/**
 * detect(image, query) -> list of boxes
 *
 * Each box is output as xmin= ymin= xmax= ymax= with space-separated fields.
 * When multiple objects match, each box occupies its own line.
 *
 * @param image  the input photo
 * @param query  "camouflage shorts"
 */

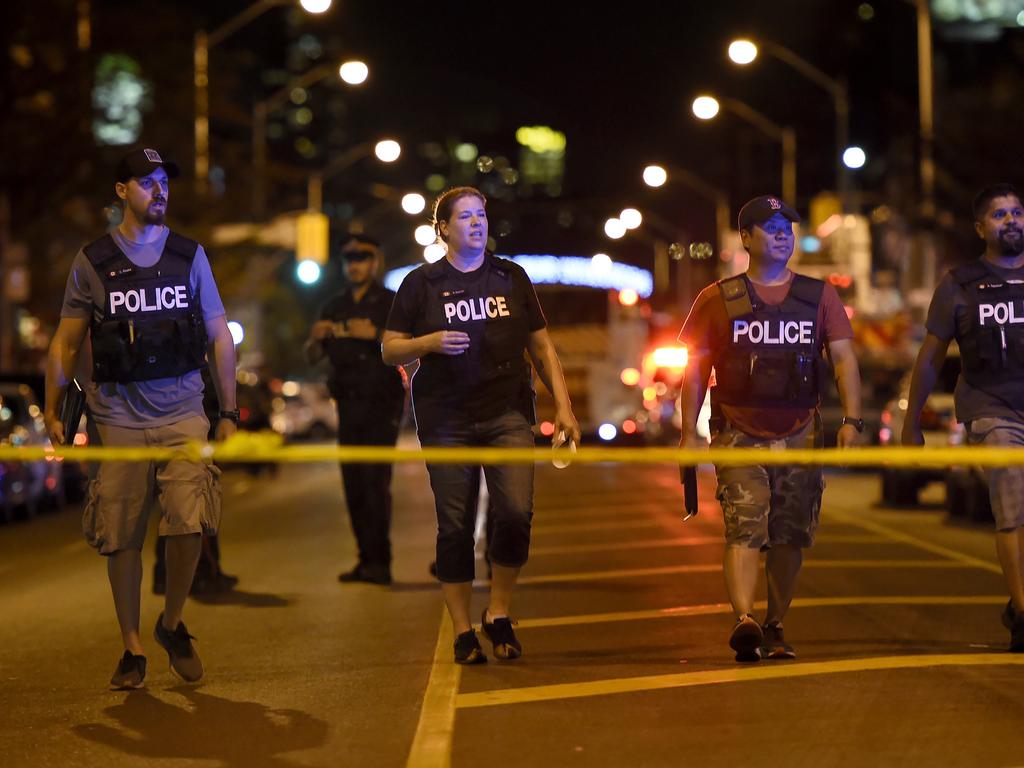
xmin=966 ymin=417 xmax=1024 ymax=531
xmin=711 ymin=419 xmax=824 ymax=550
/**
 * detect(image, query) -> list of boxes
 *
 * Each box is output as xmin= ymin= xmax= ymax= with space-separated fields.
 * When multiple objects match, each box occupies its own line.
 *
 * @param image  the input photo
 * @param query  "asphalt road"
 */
xmin=0 ymin=445 xmax=1020 ymax=768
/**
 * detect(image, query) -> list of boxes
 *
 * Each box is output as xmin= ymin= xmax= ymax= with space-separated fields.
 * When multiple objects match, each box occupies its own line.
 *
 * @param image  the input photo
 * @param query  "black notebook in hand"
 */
xmin=58 ymin=379 xmax=85 ymax=447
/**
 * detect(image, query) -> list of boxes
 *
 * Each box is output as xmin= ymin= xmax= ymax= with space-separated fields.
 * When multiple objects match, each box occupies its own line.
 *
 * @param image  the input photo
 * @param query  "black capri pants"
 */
xmin=420 ymin=409 xmax=535 ymax=583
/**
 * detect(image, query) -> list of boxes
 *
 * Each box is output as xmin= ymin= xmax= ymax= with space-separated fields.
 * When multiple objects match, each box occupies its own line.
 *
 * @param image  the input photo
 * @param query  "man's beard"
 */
xmin=998 ymin=227 xmax=1024 ymax=256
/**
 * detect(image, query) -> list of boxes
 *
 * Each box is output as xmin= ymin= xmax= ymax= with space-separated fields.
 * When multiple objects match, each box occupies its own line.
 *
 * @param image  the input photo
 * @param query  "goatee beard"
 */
xmin=998 ymin=232 xmax=1023 ymax=256
xmin=143 ymin=210 xmax=166 ymax=225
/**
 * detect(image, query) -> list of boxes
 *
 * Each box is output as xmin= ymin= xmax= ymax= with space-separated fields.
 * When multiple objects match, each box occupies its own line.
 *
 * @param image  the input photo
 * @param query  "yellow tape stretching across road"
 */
xmin=2 ymin=430 xmax=1023 ymax=466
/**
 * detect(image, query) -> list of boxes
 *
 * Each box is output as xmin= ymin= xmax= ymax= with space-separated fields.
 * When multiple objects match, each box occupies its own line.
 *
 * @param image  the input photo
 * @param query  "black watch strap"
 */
xmin=842 ymin=417 xmax=865 ymax=433
xmin=218 ymin=409 xmax=241 ymax=424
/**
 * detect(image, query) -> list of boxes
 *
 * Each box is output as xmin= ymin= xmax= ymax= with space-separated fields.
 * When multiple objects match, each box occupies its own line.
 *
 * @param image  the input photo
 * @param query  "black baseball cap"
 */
xmin=737 ymin=195 xmax=800 ymax=231
xmin=340 ymin=234 xmax=380 ymax=260
xmin=115 ymin=148 xmax=180 ymax=184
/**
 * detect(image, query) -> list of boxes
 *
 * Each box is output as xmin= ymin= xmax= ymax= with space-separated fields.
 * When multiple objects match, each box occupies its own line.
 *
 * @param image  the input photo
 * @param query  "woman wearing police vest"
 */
xmin=383 ymin=186 xmax=579 ymax=664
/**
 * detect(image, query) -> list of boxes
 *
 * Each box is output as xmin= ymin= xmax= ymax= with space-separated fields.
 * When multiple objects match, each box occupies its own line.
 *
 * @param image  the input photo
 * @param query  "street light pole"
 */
xmin=730 ymin=38 xmax=848 ymax=211
xmin=914 ymin=0 xmax=935 ymax=219
xmin=716 ymin=97 xmax=797 ymax=205
xmin=252 ymin=60 xmax=352 ymax=219
xmin=194 ymin=0 xmax=312 ymax=197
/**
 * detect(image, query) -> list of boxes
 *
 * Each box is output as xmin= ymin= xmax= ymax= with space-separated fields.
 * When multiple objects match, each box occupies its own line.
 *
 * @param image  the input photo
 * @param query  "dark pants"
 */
xmin=420 ymin=410 xmax=535 ymax=583
xmin=337 ymin=400 xmax=402 ymax=573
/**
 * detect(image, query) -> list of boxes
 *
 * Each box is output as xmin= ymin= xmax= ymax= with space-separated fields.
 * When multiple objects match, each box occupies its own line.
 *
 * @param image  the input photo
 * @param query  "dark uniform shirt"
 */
xmin=386 ymin=255 xmax=546 ymax=434
xmin=318 ymin=281 xmax=403 ymax=406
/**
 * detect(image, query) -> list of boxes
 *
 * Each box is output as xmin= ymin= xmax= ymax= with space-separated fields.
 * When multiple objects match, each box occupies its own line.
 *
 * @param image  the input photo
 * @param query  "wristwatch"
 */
xmin=218 ymin=409 xmax=241 ymax=424
xmin=841 ymin=416 xmax=865 ymax=433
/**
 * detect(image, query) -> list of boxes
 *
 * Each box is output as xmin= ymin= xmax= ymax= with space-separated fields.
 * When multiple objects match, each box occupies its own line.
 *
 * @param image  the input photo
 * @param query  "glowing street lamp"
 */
xmin=643 ymin=164 xmax=668 ymax=188
xmin=374 ymin=139 xmax=401 ymax=163
xmin=728 ymin=39 xmax=758 ymax=65
xmin=591 ymin=253 xmax=612 ymax=273
xmin=299 ymin=0 xmax=332 ymax=12
xmin=604 ymin=218 xmax=627 ymax=240
xmin=338 ymin=60 xmax=369 ymax=85
xmin=620 ymin=208 xmax=643 ymax=230
xmin=414 ymin=224 xmax=436 ymax=246
xmin=691 ymin=95 xmax=721 ymax=120
xmin=843 ymin=146 xmax=867 ymax=169
xmin=402 ymin=193 xmax=426 ymax=215
xmin=423 ymin=243 xmax=447 ymax=263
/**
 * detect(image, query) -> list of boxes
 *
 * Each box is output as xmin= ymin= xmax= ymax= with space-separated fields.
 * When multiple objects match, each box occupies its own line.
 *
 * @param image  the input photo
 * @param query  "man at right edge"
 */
xmin=902 ymin=183 xmax=1024 ymax=652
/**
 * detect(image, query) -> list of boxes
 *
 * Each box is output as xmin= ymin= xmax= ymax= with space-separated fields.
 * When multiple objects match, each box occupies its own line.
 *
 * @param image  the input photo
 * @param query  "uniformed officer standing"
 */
xmin=306 ymin=234 xmax=405 ymax=586
xmin=383 ymin=186 xmax=579 ymax=664
xmin=902 ymin=183 xmax=1024 ymax=652
xmin=44 ymin=147 xmax=237 ymax=688
xmin=678 ymin=195 xmax=863 ymax=662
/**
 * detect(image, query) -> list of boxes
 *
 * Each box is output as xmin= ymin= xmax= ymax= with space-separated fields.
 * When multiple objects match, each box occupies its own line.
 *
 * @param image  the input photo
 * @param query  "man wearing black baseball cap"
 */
xmin=44 ymin=146 xmax=237 ymax=689
xmin=677 ymin=194 xmax=863 ymax=662
xmin=306 ymin=233 xmax=405 ymax=585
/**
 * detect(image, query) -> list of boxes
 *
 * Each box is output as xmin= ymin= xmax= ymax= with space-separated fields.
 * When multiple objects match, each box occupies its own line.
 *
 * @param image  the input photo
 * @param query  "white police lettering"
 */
xmin=108 ymin=285 xmax=190 ymax=315
xmin=443 ymin=296 xmax=510 ymax=324
xmin=733 ymin=319 xmax=814 ymax=345
xmin=978 ymin=302 xmax=1024 ymax=326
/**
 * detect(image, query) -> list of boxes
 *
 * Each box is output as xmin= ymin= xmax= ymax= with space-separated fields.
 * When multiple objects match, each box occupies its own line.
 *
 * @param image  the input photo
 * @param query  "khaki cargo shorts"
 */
xmin=83 ymin=414 xmax=222 ymax=555
xmin=966 ymin=417 xmax=1024 ymax=531
xmin=711 ymin=417 xmax=824 ymax=550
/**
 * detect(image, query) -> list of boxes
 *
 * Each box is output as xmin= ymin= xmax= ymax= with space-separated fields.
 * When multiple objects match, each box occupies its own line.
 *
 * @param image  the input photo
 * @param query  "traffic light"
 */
xmin=296 ymin=211 xmax=329 ymax=265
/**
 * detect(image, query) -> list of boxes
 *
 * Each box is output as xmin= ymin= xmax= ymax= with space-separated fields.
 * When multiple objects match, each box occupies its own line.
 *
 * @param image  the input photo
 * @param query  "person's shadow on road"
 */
xmin=73 ymin=687 xmax=329 ymax=767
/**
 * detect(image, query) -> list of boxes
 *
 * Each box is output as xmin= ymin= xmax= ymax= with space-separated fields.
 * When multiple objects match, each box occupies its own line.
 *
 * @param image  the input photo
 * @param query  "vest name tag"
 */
xmin=733 ymin=319 xmax=814 ymax=345
xmin=444 ymin=296 xmax=510 ymax=323
xmin=978 ymin=301 xmax=1024 ymax=326
xmin=109 ymin=285 xmax=189 ymax=314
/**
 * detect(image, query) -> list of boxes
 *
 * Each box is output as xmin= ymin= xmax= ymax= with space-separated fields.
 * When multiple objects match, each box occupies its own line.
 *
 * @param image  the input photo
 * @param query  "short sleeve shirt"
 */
xmin=925 ymin=259 xmax=1024 ymax=423
xmin=386 ymin=255 xmax=546 ymax=433
xmin=60 ymin=227 xmax=226 ymax=428
xmin=678 ymin=272 xmax=854 ymax=439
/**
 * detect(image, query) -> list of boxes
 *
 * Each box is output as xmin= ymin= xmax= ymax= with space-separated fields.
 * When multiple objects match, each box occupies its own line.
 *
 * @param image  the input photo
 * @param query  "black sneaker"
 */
xmin=454 ymin=629 xmax=487 ymax=665
xmin=762 ymin=622 xmax=796 ymax=659
xmin=338 ymin=564 xmax=392 ymax=586
xmin=729 ymin=614 xmax=763 ymax=663
xmin=109 ymin=650 xmax=147 ymax=690
xmin=1011 ymin=615 xmax=1024 ymax=653
xmin=154 ymin=613 xmax=204 ymax=682
xmin=481 ymin=610 xmax=522 ymax=660
xmin=1002 ymin=599 xmax=1016 ymax=631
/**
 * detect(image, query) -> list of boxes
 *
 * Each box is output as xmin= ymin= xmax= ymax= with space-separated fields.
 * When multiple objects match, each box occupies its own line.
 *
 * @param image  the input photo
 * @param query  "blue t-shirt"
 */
xmin=60 ymin=227 xmax=226 ymax=428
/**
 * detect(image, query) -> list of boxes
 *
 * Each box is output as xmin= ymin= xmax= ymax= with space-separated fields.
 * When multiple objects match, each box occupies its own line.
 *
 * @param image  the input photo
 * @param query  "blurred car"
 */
xmin=877 ymin=350 xmax=961 ymax=506
xmin=0 ymin=383 xmax=64 ymax=521
xmin=270 ymin=381 xmax=338 ymax=441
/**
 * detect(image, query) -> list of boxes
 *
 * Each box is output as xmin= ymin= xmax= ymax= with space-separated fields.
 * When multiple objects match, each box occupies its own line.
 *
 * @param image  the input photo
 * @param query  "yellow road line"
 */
xmin=515 ymin=559 xmax=971 ymax=585
xmin=829 ymin=510 xmax=1002 ymax=575
xmin=532 ymin=518 xmax=683 ymax=535
xmin=455 ymin=653 xmax=1024 ymax=709
xmin=405 ymin=609 xmax=458 ymax=768
xmin=528 ymin=533 xmax=886 ymax=556
xmin=529 ymin=537 xmax=724 ymax=555
xmin=510 ymin=595 xmax=1008 ymax=630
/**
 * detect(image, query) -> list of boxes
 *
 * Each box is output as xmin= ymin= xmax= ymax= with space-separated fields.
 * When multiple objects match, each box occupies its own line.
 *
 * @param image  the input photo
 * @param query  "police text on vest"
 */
xmin=444 ymin=296 xmax=510 ymax=323
xmin=978 ymin=302 xmax=1024 ymax=326
xmin=109 ymin=286 xmax=189 ymax=314
xmin=733 ymin=320 xmax=814 ymax=344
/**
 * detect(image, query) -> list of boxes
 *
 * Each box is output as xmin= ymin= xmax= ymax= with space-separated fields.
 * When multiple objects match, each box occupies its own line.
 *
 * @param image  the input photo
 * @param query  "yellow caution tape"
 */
xmin=0 ymin=430 xmax=1020 ymax=467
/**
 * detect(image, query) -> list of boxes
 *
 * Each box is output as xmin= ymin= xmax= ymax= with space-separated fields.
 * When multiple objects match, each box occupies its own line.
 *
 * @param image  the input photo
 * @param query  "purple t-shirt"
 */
xmin=60 ymin=227 xmax=226 ymax=428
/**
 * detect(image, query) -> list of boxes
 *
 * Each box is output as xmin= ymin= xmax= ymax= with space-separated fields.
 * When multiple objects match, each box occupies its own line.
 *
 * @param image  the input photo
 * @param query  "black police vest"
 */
xmin=419 ymin=255 xmax=531 ymax=386
xmin=322 ymin=286 xmax=404 ymax=404
xmin=953 ymin=260 xmax=1024 ymax=401
xmin=84 ymin=232 xmax=208 ymax=383
xmin=711 ymin=273 xmax=825 ymax=409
